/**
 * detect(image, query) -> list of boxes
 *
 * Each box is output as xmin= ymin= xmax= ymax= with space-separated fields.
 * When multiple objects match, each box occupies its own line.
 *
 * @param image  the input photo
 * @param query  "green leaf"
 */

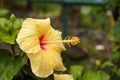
xmin=0 ymin=9 xmax=9 ymax=17
xmin=101 ymin=61 xmax=114 ymax=68
xmin=10 ymin=14 xmax=16 ymax=22
xmin=82 ymin=70 xmax=110 ymax=80
xmin=0 ymin=18 xmax=10 ymax=31
xmin=13 ymin=18 xmax=23 ymax=30
xmin=0 ymin=15 xmax=23 ymax=44
xmin=114 ymin=20 xmax=120 ymax=42
xmin=70 ymin=65 xmax=83 ymax=80
xmin=97 ymin=71 xmax=110 ymax=80
xmin=112 ymin=51 xmax=120 ymax=62
xmin=116 ymin=68 xmax=120 ymax=76
xmin=0 ymin=50 xmax=22 ymax=80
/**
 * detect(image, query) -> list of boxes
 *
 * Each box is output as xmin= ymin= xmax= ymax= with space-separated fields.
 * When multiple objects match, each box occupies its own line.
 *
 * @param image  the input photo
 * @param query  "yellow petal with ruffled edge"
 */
xmin=54 ymin=74 xmax=74 ymax=80
xmin=16 ymin=18 xmax=51 ymax=54
xmin=27 ymin=52 xmax=54 ymax=78
xmin=44 ymin=28 xmax=66 ymax=51
xmin=27 ymin=48 xmax=66 ymax=78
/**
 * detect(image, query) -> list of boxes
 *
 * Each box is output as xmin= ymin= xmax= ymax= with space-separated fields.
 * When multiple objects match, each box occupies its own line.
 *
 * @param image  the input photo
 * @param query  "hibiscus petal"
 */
xmin=45 ymin=28 xmax=66 ymax=51
xmin=16 ymin=18 xmax=51 ymax=54
xmin=27 ymin=52 xmax=54 ymax=78
xmin=27 ymin=48 xmax=66 ymax=78
xmin=46 ymin=47 xmax=66 ymax=71
xmin=16 ymin=19 xmax=40 ymax=54
xmin=28 ymin=18 xmax=51 ymax=36
xmin=54 ymin=74 xmax=74 ymax=80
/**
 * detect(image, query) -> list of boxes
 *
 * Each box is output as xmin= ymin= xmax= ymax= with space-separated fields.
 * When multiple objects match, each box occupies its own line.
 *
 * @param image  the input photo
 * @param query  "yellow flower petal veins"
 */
xmin=27 ymin=48 xmax=66 ymax=78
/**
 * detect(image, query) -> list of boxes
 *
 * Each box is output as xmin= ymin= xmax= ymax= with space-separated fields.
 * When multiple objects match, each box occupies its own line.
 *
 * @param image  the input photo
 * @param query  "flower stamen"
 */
xmin=43 ymin=36 xmax=80 ymax=46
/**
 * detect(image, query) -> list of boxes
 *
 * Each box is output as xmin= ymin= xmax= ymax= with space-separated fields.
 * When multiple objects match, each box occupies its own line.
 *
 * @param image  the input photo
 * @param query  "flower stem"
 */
xmin=11 ymin=44 xmax=15 ymax=56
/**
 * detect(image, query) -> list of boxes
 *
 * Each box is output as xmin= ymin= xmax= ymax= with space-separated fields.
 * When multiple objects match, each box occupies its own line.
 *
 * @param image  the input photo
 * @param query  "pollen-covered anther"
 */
xmin=70 ymin=36 xmax=80 ymax=45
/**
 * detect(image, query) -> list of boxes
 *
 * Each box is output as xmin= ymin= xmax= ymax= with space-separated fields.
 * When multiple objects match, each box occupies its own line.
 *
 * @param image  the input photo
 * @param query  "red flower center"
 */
xmin=39 ymin=35 xmax=47 ymax=50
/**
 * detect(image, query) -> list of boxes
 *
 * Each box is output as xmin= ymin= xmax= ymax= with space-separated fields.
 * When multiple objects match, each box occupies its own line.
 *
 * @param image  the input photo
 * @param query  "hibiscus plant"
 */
xmin=0 ymin=14 xmax=114 ymax=80
xmin=0 ymin=14 xmax=80 ymax=80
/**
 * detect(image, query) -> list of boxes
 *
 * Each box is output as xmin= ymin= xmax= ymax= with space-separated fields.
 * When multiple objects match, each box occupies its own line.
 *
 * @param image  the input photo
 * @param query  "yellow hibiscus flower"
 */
xmin=16 ymin=18 xmax=80 ymax=78
xmin=54 ymin=74 xmax=74 ymax=80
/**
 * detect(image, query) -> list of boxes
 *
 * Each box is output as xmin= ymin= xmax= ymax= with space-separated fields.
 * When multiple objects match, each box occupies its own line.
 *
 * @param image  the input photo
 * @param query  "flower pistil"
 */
xmin=39 ymin=36 xmax=80 ymax=49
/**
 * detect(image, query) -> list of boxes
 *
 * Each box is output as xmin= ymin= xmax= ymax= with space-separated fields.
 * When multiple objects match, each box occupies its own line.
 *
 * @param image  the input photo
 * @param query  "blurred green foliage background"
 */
xmin=0 ymin=0 xmax=120 ymax=80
